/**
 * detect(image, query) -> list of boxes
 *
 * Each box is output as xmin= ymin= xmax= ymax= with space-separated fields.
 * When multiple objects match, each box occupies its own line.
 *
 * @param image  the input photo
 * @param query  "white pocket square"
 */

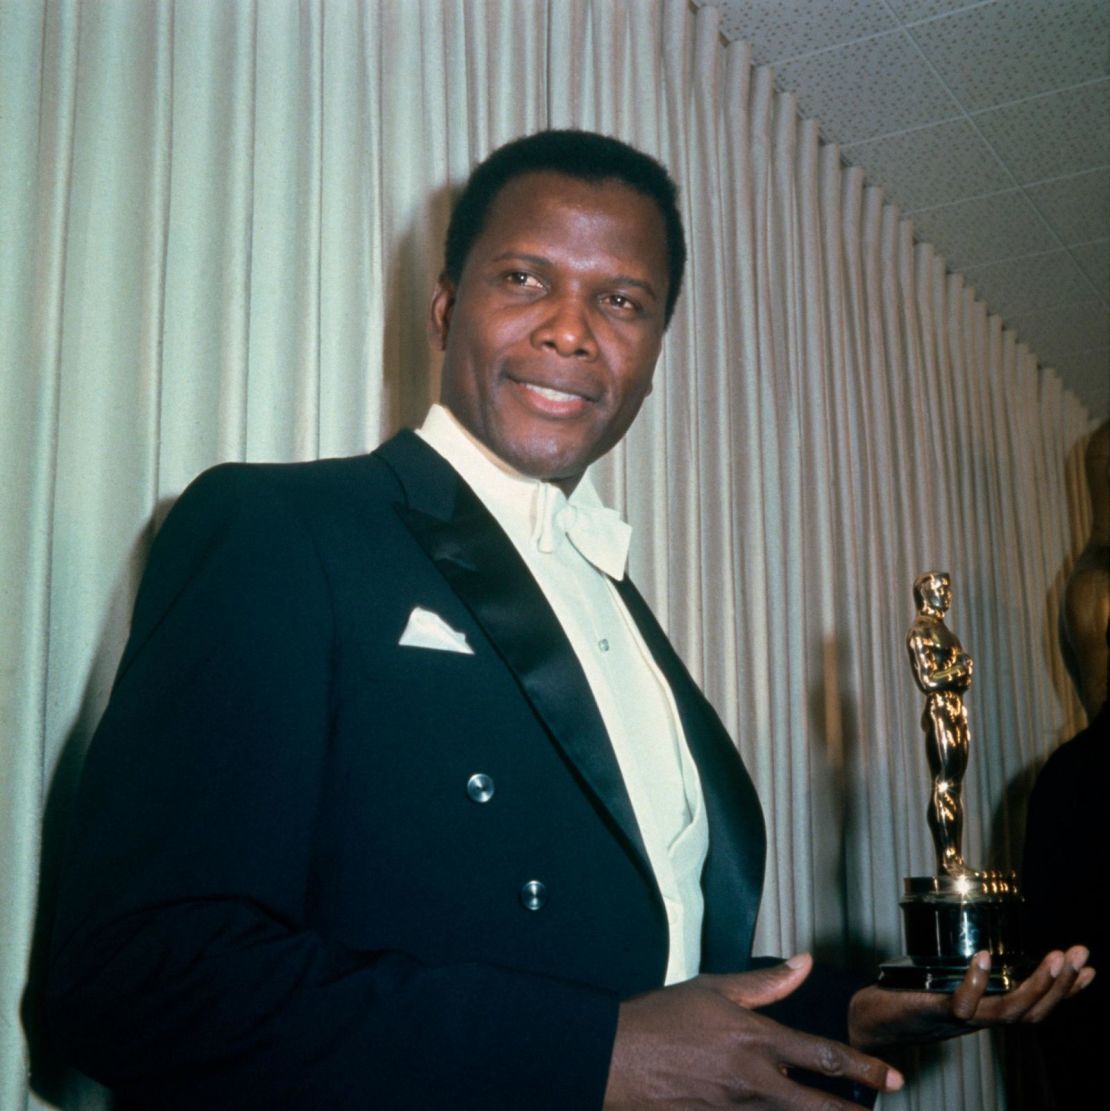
xmin=399 ymin=606 xmax=475 ymax=655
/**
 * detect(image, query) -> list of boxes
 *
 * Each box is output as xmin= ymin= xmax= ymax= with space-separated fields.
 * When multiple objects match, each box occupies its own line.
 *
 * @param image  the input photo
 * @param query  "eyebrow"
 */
xmin=490 ymin=252 xmax=660 ymax=302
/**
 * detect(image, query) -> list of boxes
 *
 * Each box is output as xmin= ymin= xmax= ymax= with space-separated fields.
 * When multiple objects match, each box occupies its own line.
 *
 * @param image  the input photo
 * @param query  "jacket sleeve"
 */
xmin=44 ymin=464 xmax=617 ymax=1110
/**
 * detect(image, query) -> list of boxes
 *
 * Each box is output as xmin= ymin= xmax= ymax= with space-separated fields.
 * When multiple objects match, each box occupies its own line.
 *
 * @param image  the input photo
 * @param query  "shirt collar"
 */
xmin=415 ymin=403 xmax=631 ymax=579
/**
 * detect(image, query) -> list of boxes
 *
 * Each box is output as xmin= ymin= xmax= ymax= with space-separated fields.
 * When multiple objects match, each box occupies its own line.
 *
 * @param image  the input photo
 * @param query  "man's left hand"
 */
xmin=848 ymin=946 xmax=1095 ymax=1050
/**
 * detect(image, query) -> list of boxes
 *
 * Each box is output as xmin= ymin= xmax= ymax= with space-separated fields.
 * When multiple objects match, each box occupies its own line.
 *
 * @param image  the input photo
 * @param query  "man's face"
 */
xmin=429 ymin=171 xmax=670 ymax=491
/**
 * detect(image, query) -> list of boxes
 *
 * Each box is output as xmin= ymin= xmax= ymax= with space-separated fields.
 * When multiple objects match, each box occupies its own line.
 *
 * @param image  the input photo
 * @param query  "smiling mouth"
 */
xmin=521 ymin=382 xmax=588 ymax=403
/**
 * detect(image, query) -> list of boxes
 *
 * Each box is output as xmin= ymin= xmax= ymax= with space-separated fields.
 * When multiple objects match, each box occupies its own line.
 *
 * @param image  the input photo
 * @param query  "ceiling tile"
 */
xmin=705 ymin=1 xmax=896 ymax=64
xmin=909 ymin=0 xmax=1109 ymax=113
xmin=1026 ymin=168 xmax=1110 ymax=246
xmin=1007 ymin=300 xmax=1110 ymax=362
xmin=774 ymin=31 xmax=960 ymax=144
xmin=973 ymin=80 xmax=1110 ymax=183
xmin=1071 ymin=239 xmax=1110 ymax=299
xmin=906 ymin=189 xmax=1058 ymax=270
xmin=842 ymin=118 xmax=1011 ymax=211
xmin=885 ymin=1 xmax=983 ymax=20
xmin=964 ymin=249 xmax=1095 ymax=317
xmin=706 ymin=0 xmax=1108 ymax=416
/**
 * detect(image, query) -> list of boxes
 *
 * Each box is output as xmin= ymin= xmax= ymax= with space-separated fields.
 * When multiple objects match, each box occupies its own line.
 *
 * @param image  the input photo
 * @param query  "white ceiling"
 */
xmin=697 ymin=0 xmax=1109 ymax=419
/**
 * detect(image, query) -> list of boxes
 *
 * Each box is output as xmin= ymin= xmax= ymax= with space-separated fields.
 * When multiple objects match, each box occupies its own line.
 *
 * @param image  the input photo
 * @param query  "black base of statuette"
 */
xmin=878 ymin=871 xmax=1024 ymax=994
xmin=877 ymin=956 xmax=1019 ymax=993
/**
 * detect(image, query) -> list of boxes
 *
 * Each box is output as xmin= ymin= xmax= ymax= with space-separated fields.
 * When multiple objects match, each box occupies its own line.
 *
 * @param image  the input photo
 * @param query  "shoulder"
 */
xmin=134 ymin=433 xmax=456 ymax=619
xmin=157 ymin=445 xmax=422 ymax=554
xmin=179 ymin=451 xmax=397 ymax=516
xmin=136 ymin=453 xmax=400 ymax=607
xmin=173 ymin=429 xmax=451 ymax=523
xmin=907 ymin=618 xmax=939 ymax=645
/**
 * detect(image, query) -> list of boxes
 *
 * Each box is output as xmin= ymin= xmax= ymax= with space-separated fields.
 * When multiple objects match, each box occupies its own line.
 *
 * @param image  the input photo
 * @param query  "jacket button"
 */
xmin=520 ymin=880 xmax=547 ymax=910
xmin=466 ymin=773 xmax=494 ymax=803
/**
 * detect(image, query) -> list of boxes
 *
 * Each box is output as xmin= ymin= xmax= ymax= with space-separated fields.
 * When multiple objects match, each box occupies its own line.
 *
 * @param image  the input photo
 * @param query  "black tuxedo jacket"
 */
xmin=46 ymin=432 xmax=820 ymax=1109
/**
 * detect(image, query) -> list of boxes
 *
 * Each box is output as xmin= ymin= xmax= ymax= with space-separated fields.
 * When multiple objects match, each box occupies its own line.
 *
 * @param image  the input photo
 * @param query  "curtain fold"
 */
xmin=1 ymin=2 xmax=1095 ymax=1108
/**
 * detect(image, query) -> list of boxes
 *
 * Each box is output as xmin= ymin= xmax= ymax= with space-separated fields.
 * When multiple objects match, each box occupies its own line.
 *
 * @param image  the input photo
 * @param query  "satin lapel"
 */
xmin=613 ymin=576 xmax=767 ymax=969
xmin=375 ymin=432 xmax=654 ymax=887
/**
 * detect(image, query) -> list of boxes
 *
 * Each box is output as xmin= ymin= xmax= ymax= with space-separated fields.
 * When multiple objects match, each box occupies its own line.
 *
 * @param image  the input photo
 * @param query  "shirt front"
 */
xmin=417 ymin=403 xmax=708 ymax=984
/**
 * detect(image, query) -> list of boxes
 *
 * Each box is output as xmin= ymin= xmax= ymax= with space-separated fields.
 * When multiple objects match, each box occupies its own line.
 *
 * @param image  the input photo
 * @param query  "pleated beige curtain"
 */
xmin=0 ymin=1 xmax=1094 ymax=1108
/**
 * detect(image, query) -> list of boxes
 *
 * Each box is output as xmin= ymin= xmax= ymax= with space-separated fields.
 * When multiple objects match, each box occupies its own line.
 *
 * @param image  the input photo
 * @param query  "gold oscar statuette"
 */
xmin=878 ymin=572 xmax=1024 ymax=992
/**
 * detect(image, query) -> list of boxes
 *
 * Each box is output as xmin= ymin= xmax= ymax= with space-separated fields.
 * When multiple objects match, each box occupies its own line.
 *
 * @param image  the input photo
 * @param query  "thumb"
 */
xmin=709 ymin=953 xmax=814 ymax=1009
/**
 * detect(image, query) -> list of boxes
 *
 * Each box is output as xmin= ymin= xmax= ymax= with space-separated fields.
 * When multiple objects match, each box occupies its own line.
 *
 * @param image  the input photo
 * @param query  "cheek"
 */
xmin=463 ymin=321 xmax=517 ymax=379
xmin=616 ymin=386 xmax=649 ymax=422
xmin=600 ymin=380 xmax=653 ymax=447
xmin=446 ymin=325 xmax=496 ymax=383
xmin=615 ymin=358 xmax=657 ymax=410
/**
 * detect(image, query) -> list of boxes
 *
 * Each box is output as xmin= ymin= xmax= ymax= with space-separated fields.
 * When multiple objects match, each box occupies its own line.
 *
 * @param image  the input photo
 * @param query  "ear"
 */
xmin=428 ymin=274 xmax=457 ymax=352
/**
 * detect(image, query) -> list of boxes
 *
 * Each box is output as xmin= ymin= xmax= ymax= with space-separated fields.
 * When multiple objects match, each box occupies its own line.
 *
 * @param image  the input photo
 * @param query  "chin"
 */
xmin=504 ymin=443 xmax=588 ymax=485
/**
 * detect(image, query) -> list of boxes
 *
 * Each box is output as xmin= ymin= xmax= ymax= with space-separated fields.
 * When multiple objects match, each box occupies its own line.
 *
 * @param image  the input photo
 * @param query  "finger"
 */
xmin=1070 ymin=967 xmax=1096 ymax=996
xmin=1023 ymin=946 xmax=1090 ymax=1002
xmin=1064 ymin=945 xmax=1090 ymax=978
xmin=1064 ymin=942 xmax=1095 ymax=999
xmin=952 ymin=951 xmax=1054 ymax=1024
xmin=711 ymin=953 xmax=813 ymax=1009
xmin=949 ymin=949 xmax=1059 ymax=1022
xmin=1023 ymin=952 xmax=1079 ymax=1023
xmin=950 ymin=950 xmax=992 ymax=1020
xmin=1025 ymin=946 xmax=1091 ymax=1020
xmin=773 ymin=1023 xmax=904 ymax=1095
xmin=759 ymin=1065 xmax=889 ymax=1111
xmin=957 ymin=948 xmax=1084 ymax=1025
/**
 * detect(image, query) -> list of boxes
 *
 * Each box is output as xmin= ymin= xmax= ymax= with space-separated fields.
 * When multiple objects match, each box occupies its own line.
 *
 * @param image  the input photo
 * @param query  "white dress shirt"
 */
xmin=417 ymin=404 xmax=708 ymax=984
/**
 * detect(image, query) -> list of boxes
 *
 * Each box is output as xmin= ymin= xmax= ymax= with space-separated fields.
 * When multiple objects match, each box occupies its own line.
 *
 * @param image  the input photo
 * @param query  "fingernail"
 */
xmin=975 ymin=951 xmax=991 ymax=972
xmin=1048 ymin=952 xmax=1065 ymax=978
xmin=786 ymin=953 xmax=809 ymax=969
xmin=886 ymin=1068 xmax=905 ymax=1091
xmin=1078 ymin=968 xmax=1096 ymax=990
xmin=1070 ymin=947 xmax=1089 ymax=972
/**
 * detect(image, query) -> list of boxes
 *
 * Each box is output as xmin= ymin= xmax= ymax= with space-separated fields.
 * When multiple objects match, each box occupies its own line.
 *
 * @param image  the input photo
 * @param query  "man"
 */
xmin=45 ymin=131 xmax=1091 ymax=1109
xmin=907 ymin=572 xmax=974 ymax=876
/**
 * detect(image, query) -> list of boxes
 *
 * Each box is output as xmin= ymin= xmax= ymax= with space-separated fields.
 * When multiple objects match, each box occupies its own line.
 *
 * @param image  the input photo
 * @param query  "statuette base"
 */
xmin=878 ymin=871 xmax=1024 ymax=994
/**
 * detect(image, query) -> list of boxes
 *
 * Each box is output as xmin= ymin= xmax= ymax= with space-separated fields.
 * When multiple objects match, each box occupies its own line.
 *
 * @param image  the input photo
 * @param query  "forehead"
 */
xmin=470 ymin=170 xmax=669 ymax=274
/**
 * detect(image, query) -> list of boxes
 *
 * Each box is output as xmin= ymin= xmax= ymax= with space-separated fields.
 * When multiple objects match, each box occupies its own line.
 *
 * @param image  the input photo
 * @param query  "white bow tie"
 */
xmin=532 ymin=484 xmax=631 ymax=580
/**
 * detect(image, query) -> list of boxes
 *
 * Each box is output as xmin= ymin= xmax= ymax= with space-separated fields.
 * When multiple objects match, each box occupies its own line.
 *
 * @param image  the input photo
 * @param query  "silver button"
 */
xmin=520 ymin=880 xmax=547 ymax=911
xmin=466 ymin=773 xmax=495 ymax=803
xmin=598 ymin=638 xmax=610 ymax=652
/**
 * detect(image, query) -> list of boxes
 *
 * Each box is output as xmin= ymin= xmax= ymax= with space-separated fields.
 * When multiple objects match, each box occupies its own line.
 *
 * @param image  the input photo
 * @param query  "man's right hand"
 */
xmin=603 ymin=954 xmax=903 ymax=1109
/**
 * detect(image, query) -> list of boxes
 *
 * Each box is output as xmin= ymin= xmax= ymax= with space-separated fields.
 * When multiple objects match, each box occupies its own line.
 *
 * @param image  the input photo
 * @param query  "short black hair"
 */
xmin=443 ymin=129 xmax=687 ymax=326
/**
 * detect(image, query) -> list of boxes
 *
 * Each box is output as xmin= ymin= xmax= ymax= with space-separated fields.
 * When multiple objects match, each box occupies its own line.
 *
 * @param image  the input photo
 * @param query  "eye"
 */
xmin=602 ymin=292 xmax=641 ymax=314
xmin=502 ymin=270 xmax=544 ymax=290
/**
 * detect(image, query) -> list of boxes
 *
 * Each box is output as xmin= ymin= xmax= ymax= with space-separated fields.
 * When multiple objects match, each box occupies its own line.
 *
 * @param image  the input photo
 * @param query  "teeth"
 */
xmin=524 ymin=383 xmax=581 ymax=402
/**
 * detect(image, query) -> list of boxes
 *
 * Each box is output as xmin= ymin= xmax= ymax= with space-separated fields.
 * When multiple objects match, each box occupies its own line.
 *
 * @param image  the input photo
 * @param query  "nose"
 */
xmin=531 ymin=295 xmax=598 ymax=359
